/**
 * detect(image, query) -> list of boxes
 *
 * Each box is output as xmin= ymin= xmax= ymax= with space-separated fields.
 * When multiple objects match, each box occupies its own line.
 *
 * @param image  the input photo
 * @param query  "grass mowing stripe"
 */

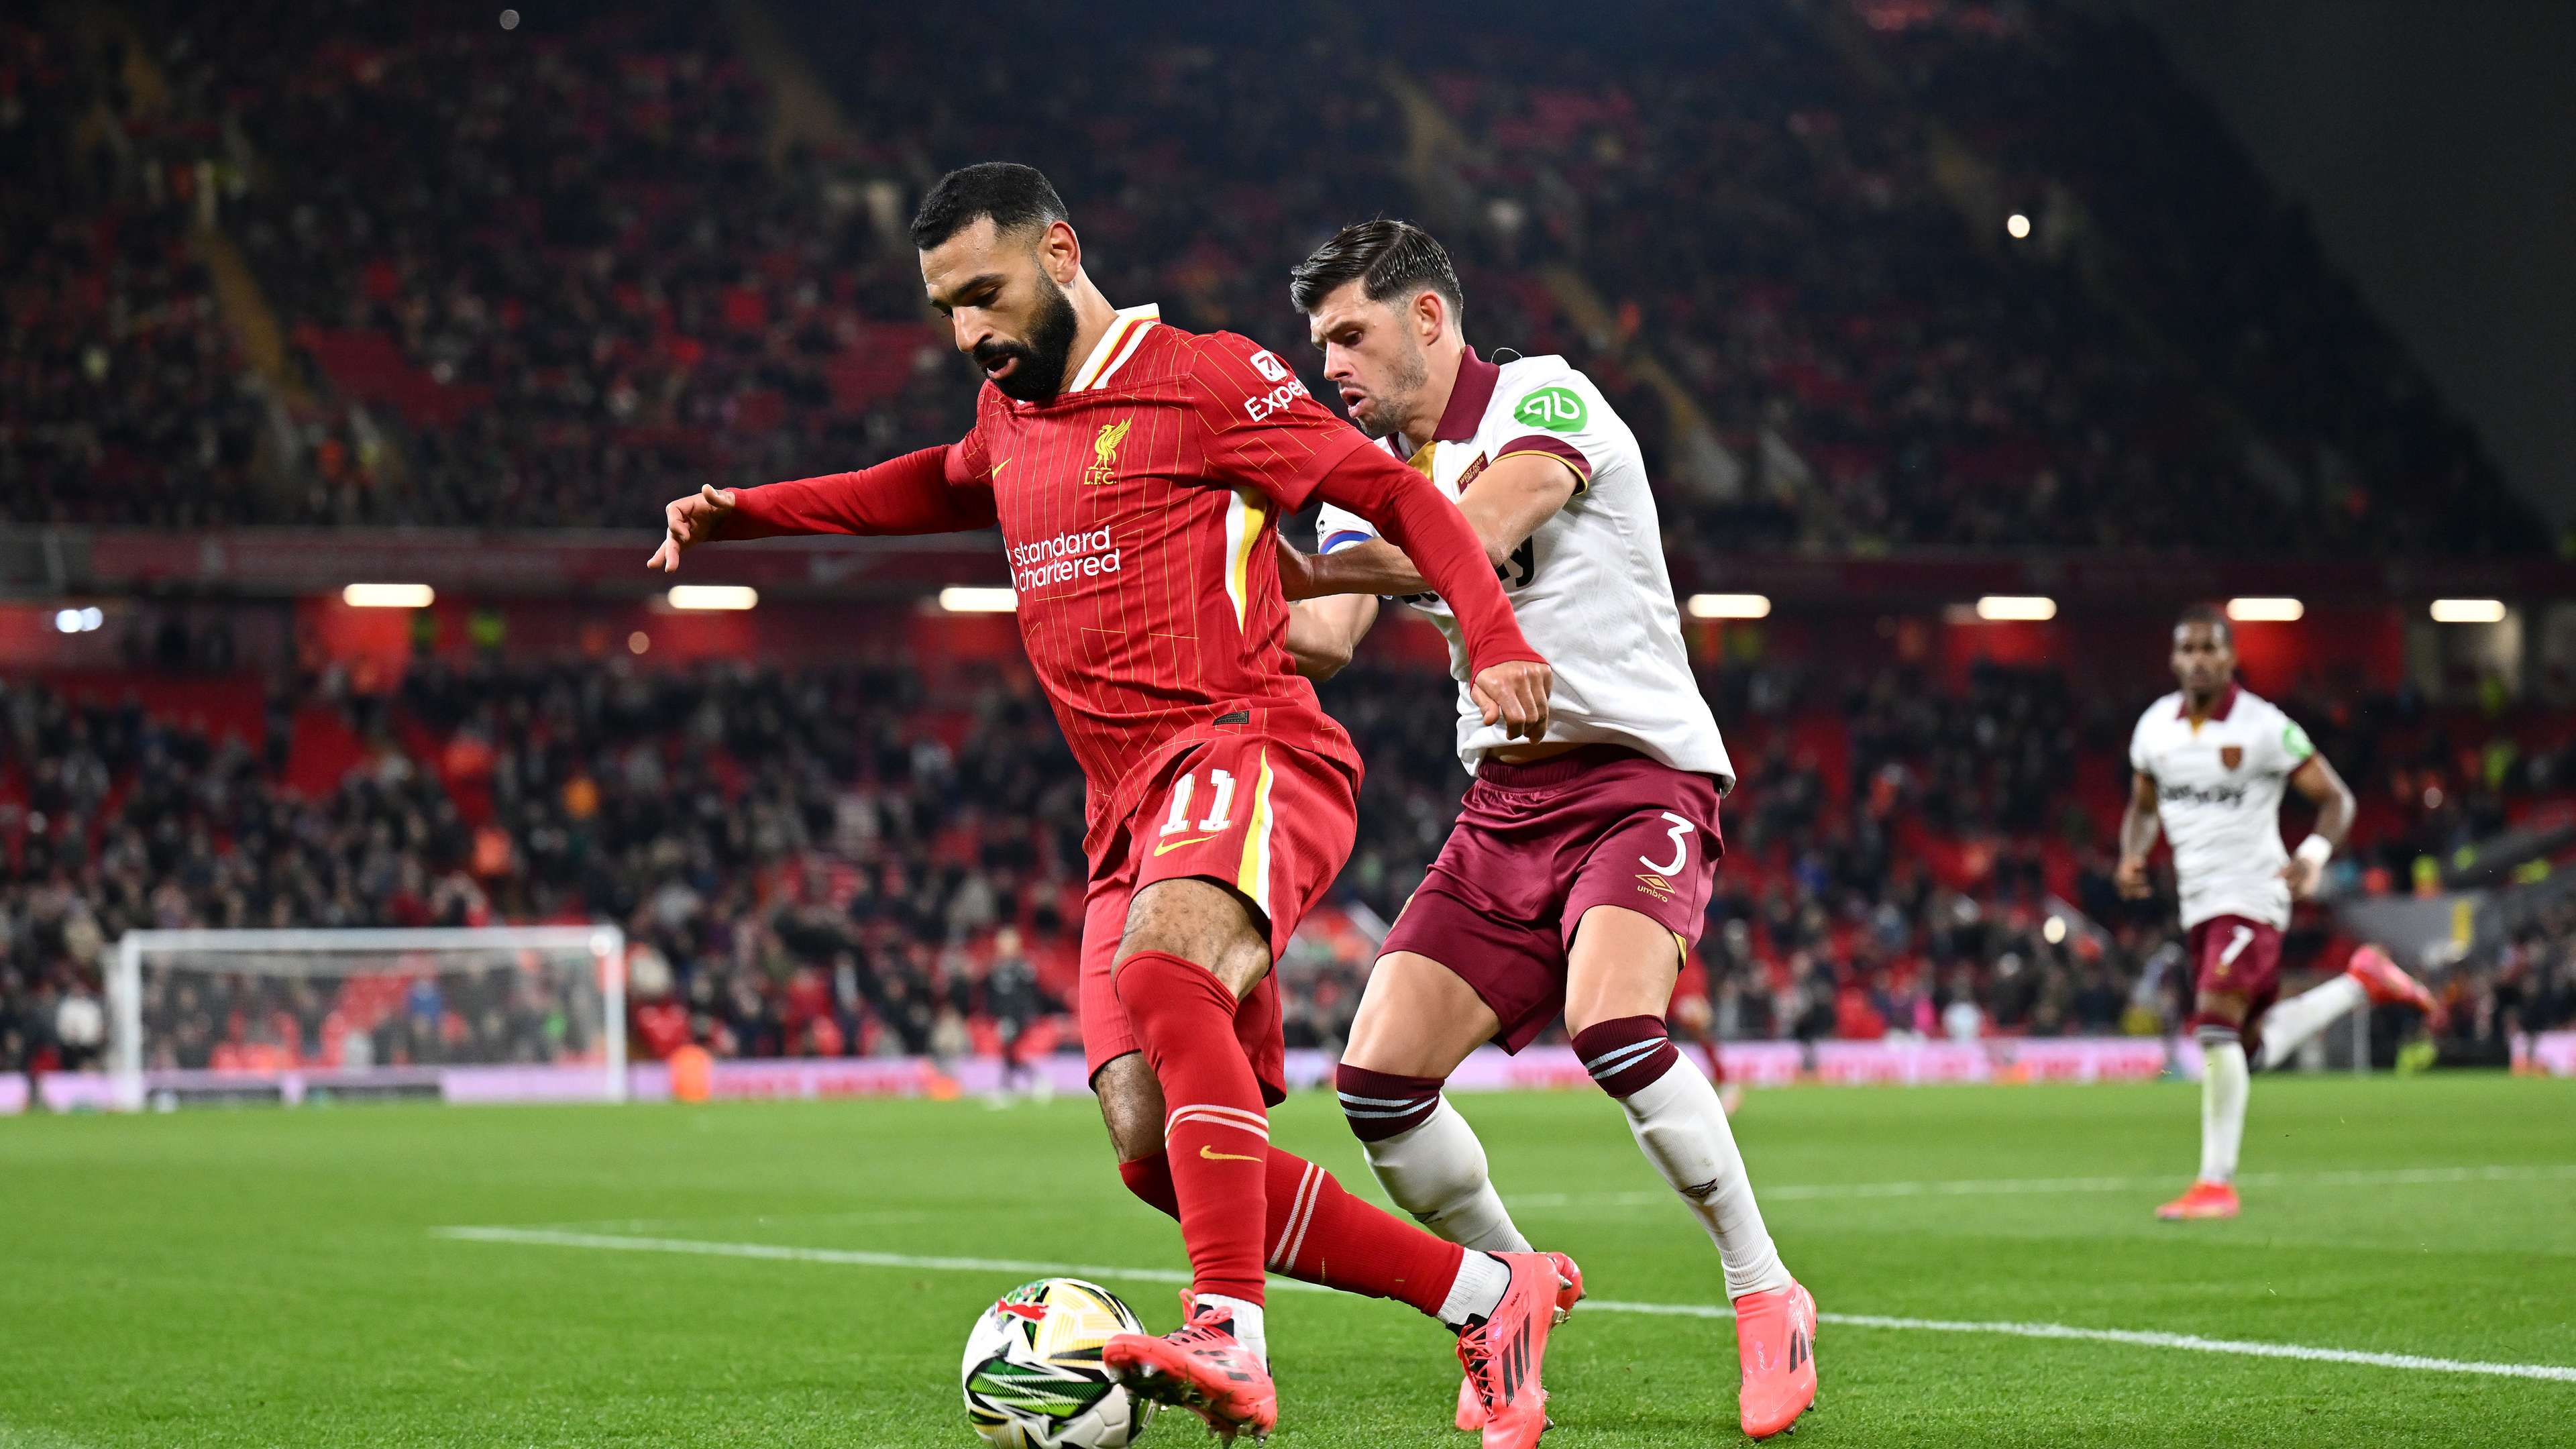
xmin=1507 ymin=1162 xmax=2576 ymax=1209
xmin=434 ymin=1226 xmax=2576 ymax=1385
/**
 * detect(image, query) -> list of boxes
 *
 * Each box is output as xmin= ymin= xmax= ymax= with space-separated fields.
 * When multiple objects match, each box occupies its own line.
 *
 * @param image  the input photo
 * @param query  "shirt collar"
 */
xmin=2178 ymin=684 xmax=2240 ymax=722
xmin=1065 ymin=303 xmax=1161 ymax=394
xmin=1428 ymin=347 xmax=1501 ymax=443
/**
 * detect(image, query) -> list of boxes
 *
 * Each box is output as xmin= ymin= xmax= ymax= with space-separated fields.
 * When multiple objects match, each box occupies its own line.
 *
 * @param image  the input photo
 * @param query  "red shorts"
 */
xmin=1379 ymin=745 xmax=1725 ymax=1053
xmin=2186 ymin=915 xmax=2284 ymax=1035
xmin=1077 ymin=734 xmax=1359 ymax=1104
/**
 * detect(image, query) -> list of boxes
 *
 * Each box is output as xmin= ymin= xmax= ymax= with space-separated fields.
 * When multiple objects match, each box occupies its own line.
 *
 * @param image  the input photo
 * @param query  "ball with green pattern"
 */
xmin=959 ymin=1277 xmax=1158 ymax=1448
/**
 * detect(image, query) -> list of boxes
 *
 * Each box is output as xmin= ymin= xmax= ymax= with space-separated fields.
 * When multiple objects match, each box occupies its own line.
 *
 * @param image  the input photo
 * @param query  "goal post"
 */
xmin=108 ymin=926 xmax=626 ymax=1110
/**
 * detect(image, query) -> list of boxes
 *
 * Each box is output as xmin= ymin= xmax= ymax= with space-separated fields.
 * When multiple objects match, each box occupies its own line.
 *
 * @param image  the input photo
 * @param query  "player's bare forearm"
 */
xmin=1295 ymin=454 xmax=1577 ymax=599
xmin=2290 ymin=754 xmax=2355 ymax=847
xmin=1307 ymin=451 xmax=1537 ymax=665
xmin=1283 ymin=595 xmax=1378 ymax=680
xmin=2279 ymin=755 xmax=2355 ymax=898
xmin=1304 ymin=443 xmax=1548 ymax=736
xmin=1299 ymin=540 xmax=1428 ymax=598
xmin=2115 ymin=773 xmax=2161 ymax=898
xmin=2118 ymin=803 xmax=2161 ymax=860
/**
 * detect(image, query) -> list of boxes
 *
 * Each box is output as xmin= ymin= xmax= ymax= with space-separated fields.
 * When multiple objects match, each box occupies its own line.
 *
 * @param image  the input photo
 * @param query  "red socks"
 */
xmin=1268 ymin=1147 xmax=1466 ymax=1315
xmin=1120 ymin=1146 xmax=1466 ymax=1318
xmin=1114 ymin=950 xmax=1273 ymax=1305
xmin=1113 ymin=949 xmax=1471 ymax=1319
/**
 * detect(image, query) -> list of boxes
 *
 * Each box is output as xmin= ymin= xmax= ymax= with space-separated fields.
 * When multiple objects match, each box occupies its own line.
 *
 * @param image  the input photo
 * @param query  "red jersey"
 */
xmin=726 ymin=303 xmax=1541 ymax=859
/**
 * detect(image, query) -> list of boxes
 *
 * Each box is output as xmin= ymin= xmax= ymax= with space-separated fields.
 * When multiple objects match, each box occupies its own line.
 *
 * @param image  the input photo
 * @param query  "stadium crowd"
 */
xmin=5 ymin=657 xmax=2571 ymax=1079
xmin=4 ymin=1 xmax=2536 ymax=556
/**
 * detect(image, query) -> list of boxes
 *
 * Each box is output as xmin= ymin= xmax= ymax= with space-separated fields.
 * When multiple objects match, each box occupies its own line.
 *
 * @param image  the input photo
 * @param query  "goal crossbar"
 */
xmin=110 ymin=926 xmax=627 ymax=1110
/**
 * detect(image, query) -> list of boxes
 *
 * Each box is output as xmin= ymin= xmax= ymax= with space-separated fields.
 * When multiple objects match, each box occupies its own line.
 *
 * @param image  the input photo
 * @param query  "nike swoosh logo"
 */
xmin=990 ymin=457 xmax=1012 ymax=479
xmin=1199 ymin=1144 xmax=1261 ymax=1163
xmin=1153 ymin=834 xmax=1218 ymax=855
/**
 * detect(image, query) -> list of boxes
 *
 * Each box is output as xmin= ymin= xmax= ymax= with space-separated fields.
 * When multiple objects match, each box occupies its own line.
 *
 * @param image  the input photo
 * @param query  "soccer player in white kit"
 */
xmin=2118 ymin=606 xmax=2438 ymax=1221
xmin=1274 ymin=220 xmax=1816 ymax=1441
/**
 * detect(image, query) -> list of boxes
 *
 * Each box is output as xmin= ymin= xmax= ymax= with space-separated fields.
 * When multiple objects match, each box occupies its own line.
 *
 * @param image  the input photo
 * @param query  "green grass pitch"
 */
xmin=5 ymin=1073 xmax=2573 ymax=1447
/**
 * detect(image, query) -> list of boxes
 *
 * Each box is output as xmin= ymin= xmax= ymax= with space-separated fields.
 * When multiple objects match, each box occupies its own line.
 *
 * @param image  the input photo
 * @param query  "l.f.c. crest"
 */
xmin=1083 ymin=417 xmax=1132 ymax=485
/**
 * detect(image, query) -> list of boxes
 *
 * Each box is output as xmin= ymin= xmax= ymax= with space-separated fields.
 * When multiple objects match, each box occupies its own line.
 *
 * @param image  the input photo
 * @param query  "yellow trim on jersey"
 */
xmin=1493 ymin=446 xmax=1593 ymax=496
xmin=1234 ymin=748 xmax=1277 ymax=918
xmin=1224 ymin=487 xmax=1267 ymax=629
xmin=1405 ymin=439 xmax=1438 ymax=477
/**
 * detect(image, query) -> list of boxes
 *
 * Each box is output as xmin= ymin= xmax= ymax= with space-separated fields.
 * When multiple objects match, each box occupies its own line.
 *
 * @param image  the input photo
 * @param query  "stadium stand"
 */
xmin=5 ymin=659 xmax=2571 ymax=1077
xmin=3 ymin=2 xmax=2565 ymax=1083
xmin=3 ymin=1 xmax=2535 ymax=552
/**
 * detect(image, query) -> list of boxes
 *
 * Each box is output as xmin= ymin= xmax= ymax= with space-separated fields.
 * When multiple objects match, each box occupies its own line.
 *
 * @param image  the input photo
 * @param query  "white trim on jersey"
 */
xmin=1067 ymin=303 xmax=1162 ymax=393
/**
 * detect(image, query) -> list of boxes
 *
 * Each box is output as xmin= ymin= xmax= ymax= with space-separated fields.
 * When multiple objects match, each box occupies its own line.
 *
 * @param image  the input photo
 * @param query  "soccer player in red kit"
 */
xmin=649 ymin=164 xmax=1573 ymax=1445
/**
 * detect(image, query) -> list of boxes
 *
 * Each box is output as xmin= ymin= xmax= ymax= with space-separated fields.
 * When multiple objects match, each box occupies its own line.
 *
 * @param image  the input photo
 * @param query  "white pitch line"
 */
xmin=433 ymin=1226 xmax=2576 ymax=1385
xmin=1505 ymin=1163 xmax=2576 ymax=1210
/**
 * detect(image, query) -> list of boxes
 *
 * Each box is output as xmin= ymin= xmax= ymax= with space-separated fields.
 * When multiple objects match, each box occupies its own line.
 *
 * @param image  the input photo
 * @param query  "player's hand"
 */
xmin=2114 ymin=855 xmax=2152 ymax=899
xmin=1274 ymin=537 xmax=1320 ymax=601
xmin=1470 ymin=659 xmax=1552 ymax=741
xmin=647 ymin=485 xmax=738 ymax=572
xmin=2281 ymin=856 xmax=2324 ymax=900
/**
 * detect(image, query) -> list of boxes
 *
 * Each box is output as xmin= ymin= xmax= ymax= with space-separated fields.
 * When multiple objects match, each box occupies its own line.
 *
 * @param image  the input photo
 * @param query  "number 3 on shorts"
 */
xmin=1640 ymin=811 xmax=1694 ymax=875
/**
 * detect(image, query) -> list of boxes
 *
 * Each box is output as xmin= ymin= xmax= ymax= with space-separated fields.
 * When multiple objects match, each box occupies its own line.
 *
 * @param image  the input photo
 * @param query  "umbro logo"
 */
xmin=1636 ymin=872 xmax=1676 ymax=902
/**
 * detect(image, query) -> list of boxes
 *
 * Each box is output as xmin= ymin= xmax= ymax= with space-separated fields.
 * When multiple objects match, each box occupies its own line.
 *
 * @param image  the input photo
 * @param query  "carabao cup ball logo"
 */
xmin=1513 ymin=385 xmax=1587 ymax=433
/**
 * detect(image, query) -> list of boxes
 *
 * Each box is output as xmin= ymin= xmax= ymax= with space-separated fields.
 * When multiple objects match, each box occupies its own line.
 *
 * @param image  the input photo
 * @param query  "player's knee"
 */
xmin=1115 ymin=877 xmax=1267 ymax=994
xmin=1336 ymin=1063 xmax=1444 ymax=1144
xmin=1570 ymin=1014 xmax=1682 ymax=1099
xmin=2190 ymin=992 xmax=2250 ymax=1036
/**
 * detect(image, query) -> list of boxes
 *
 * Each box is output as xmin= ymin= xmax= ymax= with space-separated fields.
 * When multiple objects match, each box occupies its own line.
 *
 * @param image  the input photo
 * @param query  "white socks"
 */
xmin=2255 ymin=975 xmax=2367 ymax=1070
xmin=2197 ymin=1028 xmax=2249 ymax=1183
xmin=1197 ymin=1293 xmax=1267 ymax=1367
xmin=1436 ymin=1250 xmax=1513 ymax=1328
xmin=1360 ymin=1049 xmax=1792 ymax=1305
xmin=1360 ymin=1098 xmax=1534 ymax=1254
xmin=1619 ymin=1055 xmax=1793 ymax=1299
xmin=2193 ymin=975 xmax=2367 ymax=1181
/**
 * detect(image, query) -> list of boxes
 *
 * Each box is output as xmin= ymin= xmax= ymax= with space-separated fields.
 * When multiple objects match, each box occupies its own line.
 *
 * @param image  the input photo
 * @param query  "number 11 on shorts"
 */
xmin=1161 ymin=768 xmax=1237 ymax=836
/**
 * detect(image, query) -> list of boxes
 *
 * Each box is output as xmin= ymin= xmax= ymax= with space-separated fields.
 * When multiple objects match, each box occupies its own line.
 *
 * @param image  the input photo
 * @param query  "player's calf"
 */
xmin=1572 ymin=1014 xmax=1794 ymax=1301
xmin=1338 ymin=1065 xmax=1534 ymax=1254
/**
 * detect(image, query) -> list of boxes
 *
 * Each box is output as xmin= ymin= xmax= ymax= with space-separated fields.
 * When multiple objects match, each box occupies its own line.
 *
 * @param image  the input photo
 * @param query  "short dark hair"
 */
xmin=1289 ymin=218 xmax=1465 ymax=327
xmin=910 ymin=163 xmax=1069 ymax=251
xmin=2176 ymin=603 xmax=2234 ymax=645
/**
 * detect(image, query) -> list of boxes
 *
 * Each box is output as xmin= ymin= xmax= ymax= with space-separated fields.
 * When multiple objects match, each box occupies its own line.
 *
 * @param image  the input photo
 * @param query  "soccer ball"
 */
xmin=961 ymin=1277 xmax=1159 ymax=1448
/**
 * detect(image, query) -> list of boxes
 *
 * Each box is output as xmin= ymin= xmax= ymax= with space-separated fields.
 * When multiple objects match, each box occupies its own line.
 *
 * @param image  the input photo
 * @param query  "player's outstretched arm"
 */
xmin=2282 ymin=753 xmax=2355 ymax=898
xmin=1285 ymin=454 xmax=1576 ymax=600
xmin=2115 ymin=771 xmax=2161 ymax=898
xmin=646 ymin=443 xmax=996 ymax=572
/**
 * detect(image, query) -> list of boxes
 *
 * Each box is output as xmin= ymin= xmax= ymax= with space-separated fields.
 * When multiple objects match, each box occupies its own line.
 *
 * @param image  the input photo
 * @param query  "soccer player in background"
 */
xmin=650 ymin=164 xmax=1573 ymax=1446
xmin=2118 ymin=606 xmax=2439 ymax=1220
xmin=1276 ymin=221 xmax=1816 ymax=1440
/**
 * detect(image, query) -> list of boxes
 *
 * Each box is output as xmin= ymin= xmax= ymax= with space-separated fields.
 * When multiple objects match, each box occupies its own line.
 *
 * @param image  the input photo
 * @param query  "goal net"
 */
xmin=108 ymin=927 xmax=626 ymax=1110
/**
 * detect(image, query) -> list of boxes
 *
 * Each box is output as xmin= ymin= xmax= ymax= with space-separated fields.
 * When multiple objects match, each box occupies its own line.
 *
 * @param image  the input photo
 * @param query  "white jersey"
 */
xmin=2127 ymin=686 xmax=2318 ymax=930
xmin=1315 ymin=350 xmax=1732 ymax=787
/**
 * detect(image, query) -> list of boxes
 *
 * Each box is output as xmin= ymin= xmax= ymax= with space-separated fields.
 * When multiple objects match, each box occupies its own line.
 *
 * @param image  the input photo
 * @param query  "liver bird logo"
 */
xmin=1084 ymin=417 xmax=1132 ymax=484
